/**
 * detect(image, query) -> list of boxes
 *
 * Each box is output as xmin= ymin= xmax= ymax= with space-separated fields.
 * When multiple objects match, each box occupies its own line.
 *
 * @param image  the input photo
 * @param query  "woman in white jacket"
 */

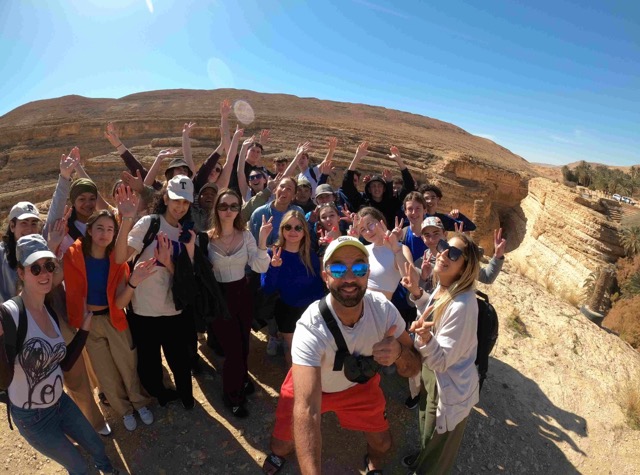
xmin=402 ymin=232 xmax=481 ymax=475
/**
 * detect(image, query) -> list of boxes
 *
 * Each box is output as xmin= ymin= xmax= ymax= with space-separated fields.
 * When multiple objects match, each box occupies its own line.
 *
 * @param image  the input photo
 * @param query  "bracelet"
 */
xmin=115 ymin=142 xmax=123 ymax=148
xmin=127 ymin=281 xmax=137 ymax=289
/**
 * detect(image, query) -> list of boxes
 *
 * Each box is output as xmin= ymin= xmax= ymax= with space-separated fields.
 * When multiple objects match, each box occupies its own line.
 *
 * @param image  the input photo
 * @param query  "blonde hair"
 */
xmin=432 ymin=232 xmax=481 ymax=327
xmin=275 ymin=210 xmax=315 ymax=276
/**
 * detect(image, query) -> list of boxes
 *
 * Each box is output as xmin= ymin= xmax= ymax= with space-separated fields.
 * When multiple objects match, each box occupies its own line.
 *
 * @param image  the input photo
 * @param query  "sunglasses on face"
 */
xmin=360 ymin=222 xmax=376 ymax=234
xmin=29 ymin=260 xmax=57 ymax=276
xmin=325 ymin=262 xmax=370 ymax=279
xmin=248 ymin=175 xmax=263 ymax=182
xmin=216 ymin=203 xmax=241 ymax=212
xmin=436 ymin=239 xmax=466 ymax=262
xmin=283 ymin=224 xmax=304 ymax=232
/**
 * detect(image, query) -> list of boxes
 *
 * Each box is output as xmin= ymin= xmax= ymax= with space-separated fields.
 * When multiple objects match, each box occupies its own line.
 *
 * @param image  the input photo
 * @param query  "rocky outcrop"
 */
xmin=505 ymin=177 xmax=625 ymax=299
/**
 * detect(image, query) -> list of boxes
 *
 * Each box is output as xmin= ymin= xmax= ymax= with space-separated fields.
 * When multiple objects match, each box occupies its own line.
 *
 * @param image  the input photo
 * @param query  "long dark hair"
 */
xmin=2 ymin=219 xmax=18 ymax=269
xmin=151 ymin=184 xmax=193 ymax=224
xmin=81 ymin=210 xmax=119 ymax=258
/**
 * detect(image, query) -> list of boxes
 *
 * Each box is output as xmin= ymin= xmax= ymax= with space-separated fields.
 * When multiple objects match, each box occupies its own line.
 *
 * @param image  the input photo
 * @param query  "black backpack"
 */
xmin=131 ymin=214 xmax=161 ymax=268
xmin=475 ymin=290 xmax=499 ymax=391
xmin=0 ymin=296 xmax=60 ymax=429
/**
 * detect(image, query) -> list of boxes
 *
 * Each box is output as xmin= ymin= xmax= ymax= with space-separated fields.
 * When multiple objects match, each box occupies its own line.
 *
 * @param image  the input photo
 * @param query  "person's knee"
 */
xmin=270 ymin=435 xmax=294 ymax=457
xmin=368 ymin=431 xmax=392 ymax=454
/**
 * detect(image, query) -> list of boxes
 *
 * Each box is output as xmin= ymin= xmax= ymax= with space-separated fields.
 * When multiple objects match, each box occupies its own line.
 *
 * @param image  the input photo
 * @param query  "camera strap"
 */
xmin=318 ymin=297 xmax=351 ymax=372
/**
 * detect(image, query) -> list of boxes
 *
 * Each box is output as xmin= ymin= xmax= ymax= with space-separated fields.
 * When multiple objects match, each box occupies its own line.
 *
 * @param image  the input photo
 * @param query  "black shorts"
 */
xmin=275 ymin=300 xmax=307 ymax=334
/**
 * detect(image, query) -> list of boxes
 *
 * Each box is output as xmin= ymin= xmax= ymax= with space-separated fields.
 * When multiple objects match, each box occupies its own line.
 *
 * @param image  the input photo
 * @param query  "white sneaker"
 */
xmin=266 ymin=336 xmax=280 ymax=356
xmin=97 ymin=423 xmax=112 ymax=436
xmin=123 ymin=414 xmax=137 ymax=431
xmin=137 ymin=406 xmax=154 ymax=425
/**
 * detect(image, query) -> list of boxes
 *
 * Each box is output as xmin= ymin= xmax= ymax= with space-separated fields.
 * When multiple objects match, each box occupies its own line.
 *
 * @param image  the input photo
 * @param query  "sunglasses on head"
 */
xmin=216 ymin=203 xmax=241 ymax=212
xmin=29 ymin=260 xmax=57 ymax=276
xmin=248 ymin=175 xmax=263 ymax=182
xmin=325 ymin=262 xmax=370 ymax=279
xmin=436 ymin=239 xmax=466 ymax=262
xmin=283 ymin=224 xmax=304 ymax=232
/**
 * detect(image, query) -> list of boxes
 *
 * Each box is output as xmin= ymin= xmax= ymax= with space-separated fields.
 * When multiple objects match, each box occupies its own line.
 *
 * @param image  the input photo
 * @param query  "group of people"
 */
xmin=0 ymin=99 xmax=506 ymax=475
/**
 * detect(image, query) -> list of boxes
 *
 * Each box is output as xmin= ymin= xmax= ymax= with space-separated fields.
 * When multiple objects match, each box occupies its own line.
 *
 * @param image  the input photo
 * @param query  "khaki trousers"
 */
xmin=58 ymin=317 xmax=106 ymax=431
xmin=85 ymin=314 xmax=152 ymax=417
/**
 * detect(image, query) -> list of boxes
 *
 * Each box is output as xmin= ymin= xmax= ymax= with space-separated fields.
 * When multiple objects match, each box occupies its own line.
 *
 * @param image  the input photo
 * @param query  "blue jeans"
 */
xmin=11 ymin=392 xmax=113 ymax=475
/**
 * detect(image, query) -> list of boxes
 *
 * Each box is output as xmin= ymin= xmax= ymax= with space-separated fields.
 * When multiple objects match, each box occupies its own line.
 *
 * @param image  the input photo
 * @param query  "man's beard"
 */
xmin=329 ymin=282 xmax=366 ymax=308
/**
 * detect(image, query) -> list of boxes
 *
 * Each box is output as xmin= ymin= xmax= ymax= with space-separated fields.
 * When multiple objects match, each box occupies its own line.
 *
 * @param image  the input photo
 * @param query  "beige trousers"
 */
xmin=85 ymin=314 xmax=152 ymax=417
xmin=58 ymin=317 xmax=106 ymax=431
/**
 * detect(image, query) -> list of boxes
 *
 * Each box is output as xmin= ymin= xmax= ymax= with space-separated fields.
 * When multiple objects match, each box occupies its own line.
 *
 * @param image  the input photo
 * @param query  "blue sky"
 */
xmin=1 ymin=0 xmax=638 ymax=166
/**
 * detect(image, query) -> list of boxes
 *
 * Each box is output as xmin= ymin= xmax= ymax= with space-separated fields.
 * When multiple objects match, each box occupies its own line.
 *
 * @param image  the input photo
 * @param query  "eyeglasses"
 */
xmin=436 ymin=239 xmax=466 ymax=262
xmin=325 ymin=262 xmax=370 ymax=279
xmin=29 ymin=260 xmax=57 ymax=276
xmin=216 ymin=203 xmax=241 ymax=212
xmin=283 ymin=224 xmax=304 ymax=232
xmin=248 ymin=175 xmax=263 ymax=182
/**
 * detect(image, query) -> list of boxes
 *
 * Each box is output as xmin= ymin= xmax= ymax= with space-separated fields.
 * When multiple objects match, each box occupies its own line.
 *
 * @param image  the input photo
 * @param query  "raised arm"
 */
xmin=113 ymin=185 xmax=140 ymax=264
xmin=143 ymin=149 xmax=178 ymax=187
xmin=218 ymin=127 xmax=244 ymax=191
xmin=236 ymin=135 xmax=253 ymax=201
xmin=283 ymin=142 xmax=312 ymax=178
xmin=181 ymin=122 xmax=197 ymax=173
xmin=43 ymin=150 xmax=79 ymax=239
xmin=193 ymin=101 xmax=230 ymax=192
xmin=220 ymin=99 xmax=231 ymax=154
xmin=292 ymin=363 xmax=323 ymax=475
xmin=105 ymin=122 xmax=157 ymax=185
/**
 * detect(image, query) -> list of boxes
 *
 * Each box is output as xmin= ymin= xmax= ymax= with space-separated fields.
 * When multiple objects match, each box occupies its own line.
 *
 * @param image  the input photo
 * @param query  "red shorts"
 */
xmin=272 ymin=369 xmax=388 ymax=441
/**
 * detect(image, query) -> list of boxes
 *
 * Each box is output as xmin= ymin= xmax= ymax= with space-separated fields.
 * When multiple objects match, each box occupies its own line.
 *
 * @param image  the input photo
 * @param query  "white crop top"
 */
xmin=366 ymin=244 xmax=402 ymax=294
xmin=207 ymin=230 xmax=270 ymax=282
xmin=4 ymin=300 xmax=66 ymax=409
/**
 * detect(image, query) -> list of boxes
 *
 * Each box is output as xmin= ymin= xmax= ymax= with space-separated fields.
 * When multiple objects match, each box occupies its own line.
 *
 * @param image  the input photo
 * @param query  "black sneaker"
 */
xmin=243 ymin=380 xmax=255 ymax=396
xmin=401 ymin=452 xmax=419 ymax=468
xmin=231 ymin=405 xmax=249 ymax=418
xmin=404 ymin=395 xmax=420 ymax=410
xmin=158 ymin=389 xmax=180 ymax=407
xmin=182 ymin=397 xmax=195 ymax=411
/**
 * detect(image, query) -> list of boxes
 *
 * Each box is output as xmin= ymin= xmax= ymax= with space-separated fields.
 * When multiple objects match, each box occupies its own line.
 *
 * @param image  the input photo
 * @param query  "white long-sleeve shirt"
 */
xmin=413 ymin=286 xmax=480 ymax=434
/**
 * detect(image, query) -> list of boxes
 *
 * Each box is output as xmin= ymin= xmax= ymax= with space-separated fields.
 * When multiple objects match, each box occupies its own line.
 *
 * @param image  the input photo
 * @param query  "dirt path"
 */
xmin=2 ymin=261 xmax=639 ymax=474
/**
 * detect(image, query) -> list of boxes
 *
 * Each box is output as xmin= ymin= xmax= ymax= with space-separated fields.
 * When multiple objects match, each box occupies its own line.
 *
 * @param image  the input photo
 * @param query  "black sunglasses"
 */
xmin=436 ymin=239 xmax=466 ymax=262
xmin=216 ymin=203 xmax=241 ymax=212
xmin=283 ymin=224 xmax=304 ymax=232
xmin=248 ymin=175 xmax=263 ymax=182
xmin=325 ymin=262 xmax=370 ymax=279
xmin=29 ymin=260 xmax=57 ymax=276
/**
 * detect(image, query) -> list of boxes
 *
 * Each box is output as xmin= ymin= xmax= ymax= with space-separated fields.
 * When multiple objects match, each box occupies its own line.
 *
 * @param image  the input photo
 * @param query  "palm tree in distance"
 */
xmin=621 ymin=226 xmax=640 ymax=257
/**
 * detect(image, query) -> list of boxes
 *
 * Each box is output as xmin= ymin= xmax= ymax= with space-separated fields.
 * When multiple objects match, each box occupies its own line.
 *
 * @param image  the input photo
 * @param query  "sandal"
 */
xmin=364 ymin=454 xmax=384 ymax=474
xmin=262 ymin=453 xmax=286 ymax=475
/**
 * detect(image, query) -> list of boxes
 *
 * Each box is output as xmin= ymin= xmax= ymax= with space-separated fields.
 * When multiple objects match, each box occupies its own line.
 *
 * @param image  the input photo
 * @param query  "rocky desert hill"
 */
xmin=0 ymin=89 xmax=639 ymax=474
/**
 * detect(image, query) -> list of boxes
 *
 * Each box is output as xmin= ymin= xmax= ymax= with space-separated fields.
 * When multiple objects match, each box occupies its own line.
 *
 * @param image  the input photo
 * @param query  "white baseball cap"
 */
xmin=166 ymin=175 xmax=194 ymax=203
xmin=322 ymin=236 xmax=369 ymax=266
xmin=9 ymin=202 xmax=41 ymax=221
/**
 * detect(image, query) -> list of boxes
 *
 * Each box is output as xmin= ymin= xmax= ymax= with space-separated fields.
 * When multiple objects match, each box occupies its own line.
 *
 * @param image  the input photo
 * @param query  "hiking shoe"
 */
xmin=266 ymin=336 xmax=280 ymax=356
xmin=401 ymin=452 xmax=419 ymax=468
xmin=123 ymin=414 xmax=137 ymax=431
xmin=137 ymin=407 xmax=154 ymax=425
xmin=404 ymin=395 xmax=420 ymax=410
xmin=97 ymin=423 xmax=112 ymax=436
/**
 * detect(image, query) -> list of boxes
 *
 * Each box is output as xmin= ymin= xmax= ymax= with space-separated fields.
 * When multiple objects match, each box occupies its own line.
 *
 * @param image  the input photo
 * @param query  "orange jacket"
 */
xmin=63 ymin=240 xmax=130 ymax=331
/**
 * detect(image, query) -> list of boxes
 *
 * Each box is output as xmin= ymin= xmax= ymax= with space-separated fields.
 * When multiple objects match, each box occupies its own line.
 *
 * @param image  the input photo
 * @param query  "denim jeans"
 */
xmin=11 ymin=392 xmax=113 ymax=475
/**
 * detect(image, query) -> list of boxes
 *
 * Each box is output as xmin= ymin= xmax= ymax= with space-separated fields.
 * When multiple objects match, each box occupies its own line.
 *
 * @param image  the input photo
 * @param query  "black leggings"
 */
xmin=128 ymin=312 xmax=193 ymax=404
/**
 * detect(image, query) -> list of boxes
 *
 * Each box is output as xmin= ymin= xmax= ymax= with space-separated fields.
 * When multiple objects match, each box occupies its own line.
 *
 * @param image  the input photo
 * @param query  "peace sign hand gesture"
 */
xmin=410 ymin=304 xmax=435 ymax=344
xmin=270 ymin=246 xmax=283 ymax=267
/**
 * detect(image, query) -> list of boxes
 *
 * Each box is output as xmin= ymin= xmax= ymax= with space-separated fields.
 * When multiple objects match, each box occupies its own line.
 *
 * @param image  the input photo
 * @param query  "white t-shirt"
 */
xmin=366 ymin=244 xmax=402 ymax=294
xmin=127 ymin=214 xmax=182 ymax=317
xmin=292 ymin=291 xmax=405 ymax=393
xmin=4 ymin=300 xmax=66 ymax=409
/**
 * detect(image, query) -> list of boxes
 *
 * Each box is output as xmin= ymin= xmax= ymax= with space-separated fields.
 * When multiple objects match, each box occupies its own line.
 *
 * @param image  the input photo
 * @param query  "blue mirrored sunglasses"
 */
xmin=325 ymin=262 xmax=370 ymax=279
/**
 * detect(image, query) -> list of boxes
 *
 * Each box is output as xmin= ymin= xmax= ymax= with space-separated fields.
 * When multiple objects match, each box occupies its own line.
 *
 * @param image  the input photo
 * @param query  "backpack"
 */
xmin=0 ymin=296 xmax=60 ymax=429
xmin=475 ymin=290 xmax=499 ymax=391
xmin=131 ymin=214 xmax=161 ymax=268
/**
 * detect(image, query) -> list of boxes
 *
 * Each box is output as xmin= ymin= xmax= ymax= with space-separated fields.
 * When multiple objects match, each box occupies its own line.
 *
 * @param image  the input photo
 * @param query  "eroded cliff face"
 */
xmin=504 ymin=177 xmax=625 ymax=299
